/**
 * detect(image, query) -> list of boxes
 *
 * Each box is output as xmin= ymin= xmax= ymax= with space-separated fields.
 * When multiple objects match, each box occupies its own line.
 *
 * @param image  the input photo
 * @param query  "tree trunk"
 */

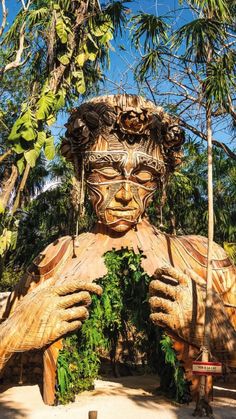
xmin=194 ymin=44 xmax=214 ymax=417
xmin=0 ymin=164 xmax=18 ymax=211
xmin=11 ymin=163 xmax=31 ymax=214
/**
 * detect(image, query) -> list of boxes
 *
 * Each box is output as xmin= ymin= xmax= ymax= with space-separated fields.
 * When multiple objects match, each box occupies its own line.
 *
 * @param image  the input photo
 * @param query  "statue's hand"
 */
xmin=149 ymin=266 xmax=206 ymax=346
xmin=149 ymin=266 xmax=236 ymax=356
xmin=5 ymin=279 xmax=102 ymax=352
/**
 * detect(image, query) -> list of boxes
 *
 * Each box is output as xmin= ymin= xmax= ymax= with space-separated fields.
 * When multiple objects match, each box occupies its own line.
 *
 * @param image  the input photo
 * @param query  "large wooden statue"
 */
xmin=0 ymin=94 xmax=235 ymax=405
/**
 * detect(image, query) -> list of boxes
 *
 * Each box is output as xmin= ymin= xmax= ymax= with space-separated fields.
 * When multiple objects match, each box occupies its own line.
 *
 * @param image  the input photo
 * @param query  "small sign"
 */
xmin=192 ymin=361 xmax=222 ymax=376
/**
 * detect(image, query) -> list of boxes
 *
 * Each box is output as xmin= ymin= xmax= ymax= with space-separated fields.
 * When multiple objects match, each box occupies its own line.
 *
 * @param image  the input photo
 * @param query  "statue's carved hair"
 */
xmin=61 ymin=94 xmax=185 ymax=173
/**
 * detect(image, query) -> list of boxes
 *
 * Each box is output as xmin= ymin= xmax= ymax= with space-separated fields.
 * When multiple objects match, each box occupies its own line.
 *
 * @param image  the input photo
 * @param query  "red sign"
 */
xmin=192 ymin=361 xmax=222 ymax=376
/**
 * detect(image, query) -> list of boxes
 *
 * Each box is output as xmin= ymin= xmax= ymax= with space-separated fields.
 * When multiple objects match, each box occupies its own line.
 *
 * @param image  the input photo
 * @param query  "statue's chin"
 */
xmin=109 ymin=223 xmax=134 ymax=233
xmin=103 ymin=219 xmax=137 ymax=233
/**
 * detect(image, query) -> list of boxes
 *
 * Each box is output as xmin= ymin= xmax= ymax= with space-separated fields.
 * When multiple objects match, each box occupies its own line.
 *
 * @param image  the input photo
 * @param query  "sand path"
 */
xmin=1 ymin=375 xmax=236 ymax=419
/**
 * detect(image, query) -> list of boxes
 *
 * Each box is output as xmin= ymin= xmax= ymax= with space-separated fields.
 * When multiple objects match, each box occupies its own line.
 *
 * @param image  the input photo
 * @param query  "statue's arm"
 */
xmin=0 ymin=278 xmax=102 ymax=371
xmin=149 ymin=265 xmax=236 ymax=362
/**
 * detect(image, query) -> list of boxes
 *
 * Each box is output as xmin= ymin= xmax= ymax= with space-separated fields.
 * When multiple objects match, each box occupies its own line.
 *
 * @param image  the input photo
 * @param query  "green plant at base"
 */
xmin=160 ymin=333 xmax=190 ymax=403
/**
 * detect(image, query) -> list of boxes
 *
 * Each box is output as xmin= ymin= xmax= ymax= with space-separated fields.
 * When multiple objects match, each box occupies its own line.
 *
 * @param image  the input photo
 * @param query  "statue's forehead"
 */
xmin=83 ymin=150 xmax=165 ymax=173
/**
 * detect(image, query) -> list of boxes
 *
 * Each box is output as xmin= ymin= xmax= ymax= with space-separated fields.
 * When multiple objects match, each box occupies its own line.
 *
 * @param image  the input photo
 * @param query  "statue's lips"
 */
xmin=106 ymin=208 xmax=139 ymax=221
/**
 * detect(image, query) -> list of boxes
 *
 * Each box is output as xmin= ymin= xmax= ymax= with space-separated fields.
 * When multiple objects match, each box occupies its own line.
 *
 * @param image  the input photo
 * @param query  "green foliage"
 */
xmin=1 ymin=0 xmax=123 ymax=176
xmin=223 ymin=242 xmax=236 ymax=264
xmin=204 ymin=52 xmax=236 ymax=106
xmin=56 ymin=249 xmax=156 ymax=404
xmin=56 ymin=249 xmax=190 ymax=405
xmin=172 ymin=18 xmax=227 ymax=62
xmin=185 ymin=0 xmax=231 ymax=20
xmin=131 ymin=12 xmax=169 ymax=81
xmin=132 ymin=13 xmax=168 ymax=50
xmin=0 ymin=228 xmax=13 ymax=256
xmin=160 ymin=333 xmax=189 ymax=403
xmin=0 ymin=266 xmax=23 ymax=292
xmin=105 ymin=0 xmax=131 ymax=36
xmin=148 ymin=140 xmax=236 ymax=243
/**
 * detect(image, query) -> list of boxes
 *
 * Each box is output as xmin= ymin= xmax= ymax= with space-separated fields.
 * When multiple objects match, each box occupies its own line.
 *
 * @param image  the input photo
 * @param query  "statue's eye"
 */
xmin=97 ymin=167 xmax=120 ymax=178
xmin=134 ymin=171 xmax=153 ymax=183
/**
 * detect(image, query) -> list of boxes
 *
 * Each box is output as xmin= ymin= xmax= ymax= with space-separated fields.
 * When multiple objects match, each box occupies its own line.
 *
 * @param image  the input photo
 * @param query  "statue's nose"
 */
xmin=115 ymin=183 xmax=133 ymax=204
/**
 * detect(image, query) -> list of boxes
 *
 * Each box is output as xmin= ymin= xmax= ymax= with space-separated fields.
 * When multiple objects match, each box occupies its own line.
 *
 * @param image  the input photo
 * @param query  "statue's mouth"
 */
xmin=106 ymin=208 xmax=138 ymax=219
xmin=104 ymin=208 xmax=139 ymax=225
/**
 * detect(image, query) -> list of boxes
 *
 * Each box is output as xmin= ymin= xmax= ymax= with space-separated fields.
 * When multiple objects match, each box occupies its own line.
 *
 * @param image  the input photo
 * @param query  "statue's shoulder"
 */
xmin=13 ymin=236 xmax=73 ymax=298
xmin=174 ymin=233 xmax=233 ymax=269
xmin=30 ymin=236 xmax=73 ymax=280
xmin=4 ymin=231 xmax=96 ymax=317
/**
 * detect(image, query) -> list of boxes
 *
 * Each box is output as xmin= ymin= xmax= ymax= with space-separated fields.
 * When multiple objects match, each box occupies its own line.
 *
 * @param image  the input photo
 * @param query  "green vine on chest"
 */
xmin=56 ymin=248 xmax=188 ymax=405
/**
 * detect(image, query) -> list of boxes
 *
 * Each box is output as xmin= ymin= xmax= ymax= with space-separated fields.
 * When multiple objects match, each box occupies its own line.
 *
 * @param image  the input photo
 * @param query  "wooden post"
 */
xmin=89 ymin=411 xmax=98 ymax=419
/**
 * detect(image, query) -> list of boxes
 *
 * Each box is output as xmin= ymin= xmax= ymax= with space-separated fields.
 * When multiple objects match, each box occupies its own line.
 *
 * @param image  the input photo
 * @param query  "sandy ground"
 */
xmin=1 ymin=375 xmax=236 ymax=419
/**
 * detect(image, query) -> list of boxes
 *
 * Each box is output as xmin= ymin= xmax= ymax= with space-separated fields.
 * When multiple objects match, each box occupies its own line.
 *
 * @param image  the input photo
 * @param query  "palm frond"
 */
xmin=131 ymin=12 xmax=169 ymax=50
xmin=172 ymin=18 xmax=227 ymax=62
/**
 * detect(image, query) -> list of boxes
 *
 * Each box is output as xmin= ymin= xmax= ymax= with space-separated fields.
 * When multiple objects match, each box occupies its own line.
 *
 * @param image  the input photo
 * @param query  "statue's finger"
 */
xmin=59 ymin=291 xmax=92 ymax=308
xmin=155 ymin=266 xmax=188 ymax=286
xmin=62 ymin=306 xmax=89 ymax=322
xmin=149 ymin=279 xmax=177 ymax=300
xmin=60 ymin=320 xmax=82 ymax=335
xmin=57 ymin=281 xmax=102 ymax=296
xmin=150 ymin=312 xmax=171 ymax=328
xmin=149 ymin=296 xmax=173 ymax=314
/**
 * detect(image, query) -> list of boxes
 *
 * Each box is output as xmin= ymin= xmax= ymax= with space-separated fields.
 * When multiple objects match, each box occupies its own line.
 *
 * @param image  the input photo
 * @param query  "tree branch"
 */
xmin=0 ymin=149 xmax=12 ymax=164
xmin=11 ymin=162 xmax=31 ymax=214
xmin=2 ymin=22 xmax=30 ymax=73
xmin=0 ymin=165 xmax=18 ymax=211
xmin=145 ymin=78 xmax=157 ymax=105
xmin=20 ymin=0 xmax=31 ymax=11
xmin=179 ymin=118 xmax=236 ymax=160
xmin=0 ymin=0 xmax=7 ymax=38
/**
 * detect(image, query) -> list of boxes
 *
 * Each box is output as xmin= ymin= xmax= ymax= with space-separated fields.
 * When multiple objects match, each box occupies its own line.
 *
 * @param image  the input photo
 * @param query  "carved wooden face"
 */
xmin=84 ymin=147 xmax=165 ymax=232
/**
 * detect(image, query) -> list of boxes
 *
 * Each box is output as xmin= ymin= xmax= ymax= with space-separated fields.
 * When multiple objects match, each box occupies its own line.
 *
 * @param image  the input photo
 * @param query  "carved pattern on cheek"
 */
xmin=87 ymin=181 xmax=153 ymax=224
xmin=88 ymin=185 xmax=104 ymax=217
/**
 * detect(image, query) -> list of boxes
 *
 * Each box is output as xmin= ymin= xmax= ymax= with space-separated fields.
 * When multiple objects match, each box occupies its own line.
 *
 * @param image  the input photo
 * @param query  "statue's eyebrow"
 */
xmin=83 ymin=151 xmax=129 ymax=169
xmin=133 ymin=152 xmax=165 ymax=172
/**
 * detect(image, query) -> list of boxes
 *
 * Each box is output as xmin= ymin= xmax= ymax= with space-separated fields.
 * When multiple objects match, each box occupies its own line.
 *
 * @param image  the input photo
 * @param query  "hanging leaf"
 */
xmin=17 ymin=156 xmax=25 ymax=174
xmin=36 ymin=90 xmax=55 ymax=120
xmin=73 ymin=70 xmax=86 ymax=94
xmin=55 ymin=88 xmax=66 ymax=111
xmin=58 ymin=54 xmax=70 ymax=65
xmin=44 ymin=136 xmax=55 ymax=160
xmin=37 ymin=131 xmax=47 ymax=146
xmin=56 ymin=17 xmax=68 ymax=44
xmin=34 ymin=131 xmax=47 ymax=152
xmin=0 ymin=229 xmax=12 ymax=256
xmin=100 ymin=30 xmax=113 ymax=44
xmin=24 ymin=148 xmax=40 ymax=167
xmin=20 ymin=108 xmax=37 ymax=128
xmin=12 ymin=141 xmax=25 ymax=154
xmin=0 ymin=199 xmax=5 ymax=214
xmin=28 ymin=7 xmax=48 ymax=25
xmin=76 ymin=52 xmax=87 ymax=66
xmin=84 ymin=42 xmax=98 ymax=61
xmin=21 ymin=127 xmax=36 ymax=141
